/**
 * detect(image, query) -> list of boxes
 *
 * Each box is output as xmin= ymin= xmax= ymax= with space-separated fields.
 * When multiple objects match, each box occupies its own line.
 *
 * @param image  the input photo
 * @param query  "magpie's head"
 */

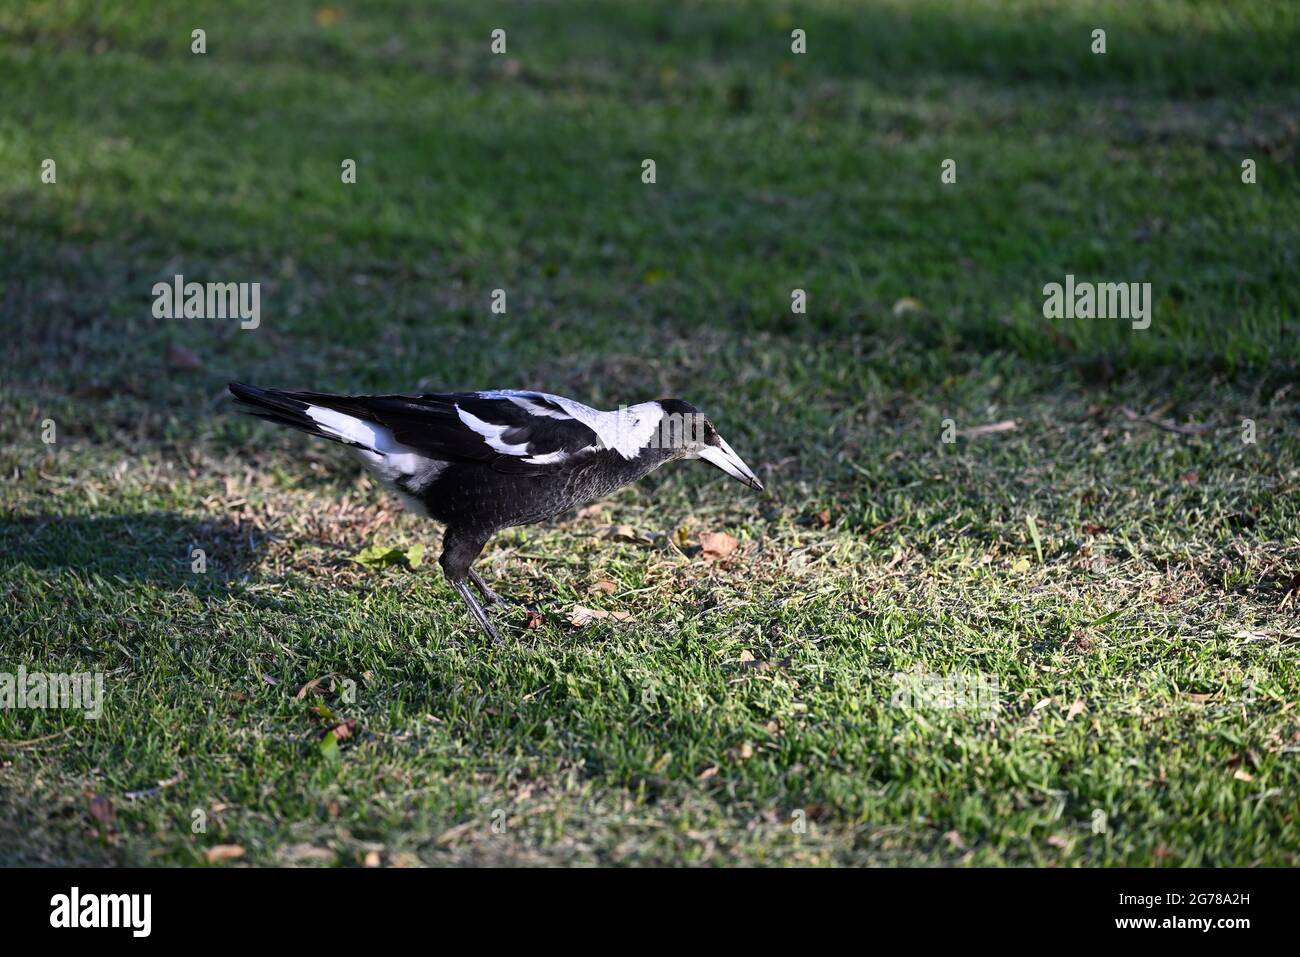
xmin=654 ymin=399 xmax=764 ymax=492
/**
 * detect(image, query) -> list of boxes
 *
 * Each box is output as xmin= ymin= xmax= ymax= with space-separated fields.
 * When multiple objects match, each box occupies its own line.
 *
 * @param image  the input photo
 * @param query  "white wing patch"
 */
xmin=305 ymin=404 xmax=385 ymax=451
xmin=504 ymin=394 xmax=571 ymax=420
xmin=473 ymin=390 xmax=664 ymax=461
xmin=455 ymin=403 xmax=531 ymax=455
xmin=522 ymin=448 xmax=585 ymax=465
xmin=306 ymin=403 xmax=443 ymax=499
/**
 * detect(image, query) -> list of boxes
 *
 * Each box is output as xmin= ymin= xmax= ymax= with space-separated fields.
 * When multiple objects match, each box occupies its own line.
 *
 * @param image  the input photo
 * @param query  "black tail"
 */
xmin=227 ymin=381 xmax=320 ymax=435
xmin=230 ymin=379 xmax=366 ymax=447
xmin=229 ymin=382 xmax=395 ymax=454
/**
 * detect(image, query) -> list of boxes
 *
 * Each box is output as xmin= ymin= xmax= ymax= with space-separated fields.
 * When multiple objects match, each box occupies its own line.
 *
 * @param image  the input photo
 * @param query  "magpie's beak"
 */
xmin=699 ymin=439 xmax=764 ymax=491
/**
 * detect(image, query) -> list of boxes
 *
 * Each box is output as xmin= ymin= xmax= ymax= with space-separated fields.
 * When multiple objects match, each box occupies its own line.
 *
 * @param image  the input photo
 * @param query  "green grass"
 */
xmin=1 ymin=0 xmax=1298 ymax=866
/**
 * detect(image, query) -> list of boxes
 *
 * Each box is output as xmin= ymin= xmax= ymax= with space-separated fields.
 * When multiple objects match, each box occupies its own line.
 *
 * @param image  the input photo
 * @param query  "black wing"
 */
xmin=253 ymin=388 xmax=600 ymax=474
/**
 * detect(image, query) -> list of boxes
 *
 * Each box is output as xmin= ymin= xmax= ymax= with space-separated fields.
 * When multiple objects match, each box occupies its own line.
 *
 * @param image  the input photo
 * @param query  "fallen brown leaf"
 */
xmin=205 ymin=844 xmax=246 ymax=864
xmin=88 ymin=795 xmax=114 ymax=826
xmin=568 ymin=604 xmax=631 ymax=627
xmin=295 ymin=674 xmax=333 ymax=700
xmin=569 ymin=605 xmax=598 ymax=627
xmin=961 ymin=420 xmax=1018 ymax=437
xmin=1281 ymin=572 xmax=1300 ymax=610
xmin=699 ymin=531 xmax=738 ymax=560
xmin=804 ymin=803 xmax=831 ymax=822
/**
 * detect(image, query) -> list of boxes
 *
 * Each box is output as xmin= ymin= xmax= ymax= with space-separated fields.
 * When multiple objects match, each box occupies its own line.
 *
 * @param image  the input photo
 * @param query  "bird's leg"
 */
xmin=441 ymin=525 xmax=504 ymax=644
xmin=468 ymin=568 xmax=511 ymax=609
xmin=450 ymin=578 xmax=502 ymax=645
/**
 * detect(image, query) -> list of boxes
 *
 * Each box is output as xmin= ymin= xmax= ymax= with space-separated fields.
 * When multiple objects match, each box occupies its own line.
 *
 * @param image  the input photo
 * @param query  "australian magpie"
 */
xmin=228 ymin=382 xmax=764 ymax=643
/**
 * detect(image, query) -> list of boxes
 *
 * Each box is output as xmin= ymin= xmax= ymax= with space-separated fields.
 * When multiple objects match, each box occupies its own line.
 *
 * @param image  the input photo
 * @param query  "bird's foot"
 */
xmin=452 ymin=579 xmax=504 ymax=645
xmin=469 ymin=569 xmax=516 ymax=611
xmin=462 ymin=571 xmax=541 ymax=639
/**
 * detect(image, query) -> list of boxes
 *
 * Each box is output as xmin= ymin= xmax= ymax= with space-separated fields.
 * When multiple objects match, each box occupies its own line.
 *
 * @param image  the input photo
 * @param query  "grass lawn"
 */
xmin=1 ymin=0 xmax=1298 ymax=866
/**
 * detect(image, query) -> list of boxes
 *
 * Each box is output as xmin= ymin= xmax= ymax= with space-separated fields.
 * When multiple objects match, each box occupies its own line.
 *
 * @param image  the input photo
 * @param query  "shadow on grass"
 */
xmin=0 ymin=511 xmax=264 ymax=592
